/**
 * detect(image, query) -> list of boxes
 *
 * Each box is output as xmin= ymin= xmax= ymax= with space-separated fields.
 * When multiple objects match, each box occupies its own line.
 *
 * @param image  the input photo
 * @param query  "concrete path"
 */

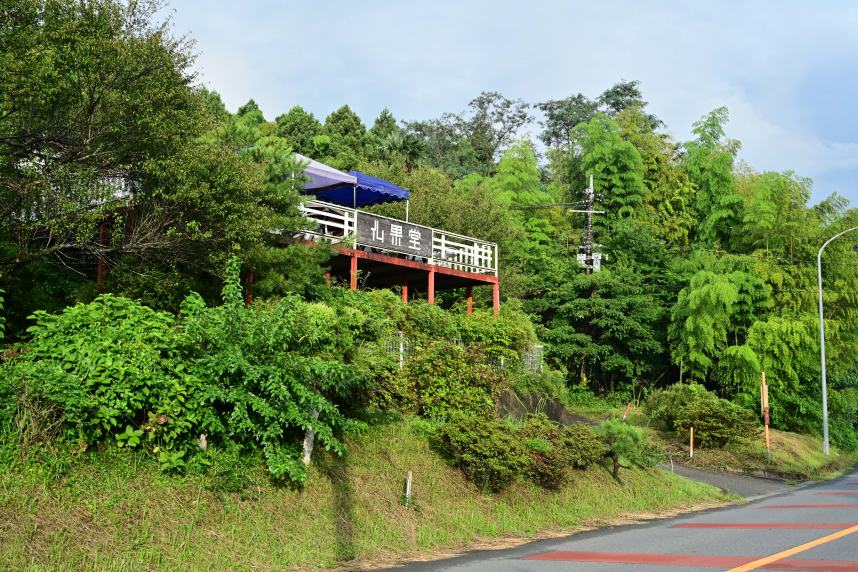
xmin=380 ymin=467 xmax=858 ymax=572
xmin=664 ymin=464 xmax=801 ymax=499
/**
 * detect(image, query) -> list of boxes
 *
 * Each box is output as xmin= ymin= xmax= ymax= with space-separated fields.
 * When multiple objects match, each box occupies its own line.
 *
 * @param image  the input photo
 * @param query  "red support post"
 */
xmin=97 ymin=221 xmax=107 ymax=294
xmin=428 ymin=270 xmax=435 ymax=304
xmin=492 ymin=282 xmax=499 ymax=316
xmin=350 ymin=255 xmax=358 ymax=290
xmin=325 ymin=270 xmax=331 ymax=287
xmin=467 ymin=286 xmax=473 ymax=314
xmin=245 ymin=271 xmax=254 ymax=307
xmin=402 ymin=274 xmax=409 ymax=304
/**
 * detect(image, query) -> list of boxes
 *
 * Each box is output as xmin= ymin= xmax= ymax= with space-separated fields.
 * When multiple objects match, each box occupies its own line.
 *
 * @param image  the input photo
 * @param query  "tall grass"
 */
xmin=0 ymin=418 xmax=729 ymax=571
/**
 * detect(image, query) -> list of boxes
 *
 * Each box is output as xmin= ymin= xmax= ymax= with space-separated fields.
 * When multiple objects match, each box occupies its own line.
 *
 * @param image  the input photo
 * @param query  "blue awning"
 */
xmin=312 ymin=171 xmax=409 ymax=207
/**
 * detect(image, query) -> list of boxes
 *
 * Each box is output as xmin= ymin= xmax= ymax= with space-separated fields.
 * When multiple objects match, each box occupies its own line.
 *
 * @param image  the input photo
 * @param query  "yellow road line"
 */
xmin=725 ymin=523 xmax=858 ymax=571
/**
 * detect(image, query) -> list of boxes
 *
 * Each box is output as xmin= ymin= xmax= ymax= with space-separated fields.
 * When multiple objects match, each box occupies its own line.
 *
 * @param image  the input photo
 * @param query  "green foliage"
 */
xmin=0 ymin=0 xmax=205 ymax=272
xmin=674 ymin=398 xmax=760 ymax=448
xmin=436 ymin=414 xmax=528 ymax=492
xmin=562 ymin=423 xmax=607 ymax=468
xmin=182 ymin=258 xmax=368 ymax=482
xmin=581 ymin=113 xmax=648 ymax=219
xmin=6 ymin=294 xmax=202 ymax=454
xmin=435 ymin=413 xmax=606 ymax=493
xmin=320 ymin=104 xmax=367 ymax=171
xmin=275 ymin=105 xmax=321 ymax=156
xmin=645 ymin=383 xmax=760 ymax=448
xmin=399 ymin=342 xmax=508 ymax=417
xmin=683 ymin=107 xmax=743 ymax=246
xmin=598 ymin=420 xmax=657 ymax=479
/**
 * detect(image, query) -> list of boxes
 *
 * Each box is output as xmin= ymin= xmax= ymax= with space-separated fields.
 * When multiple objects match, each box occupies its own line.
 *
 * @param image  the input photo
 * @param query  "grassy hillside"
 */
xmin=621 ymin=408 xmax=858 ymax=479
xmin=0 ymin=417 xmax=731 ymax=572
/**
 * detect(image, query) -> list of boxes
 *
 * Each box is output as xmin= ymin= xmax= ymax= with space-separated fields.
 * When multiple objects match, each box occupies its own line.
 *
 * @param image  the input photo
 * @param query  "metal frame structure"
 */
xmin=298 ymin=199 xmax=500 ymax=313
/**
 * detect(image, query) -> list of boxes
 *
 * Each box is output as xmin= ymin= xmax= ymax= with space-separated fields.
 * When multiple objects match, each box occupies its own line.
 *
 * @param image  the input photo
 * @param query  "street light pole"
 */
xmin=817 ymin=226 xmax=858 ymax=456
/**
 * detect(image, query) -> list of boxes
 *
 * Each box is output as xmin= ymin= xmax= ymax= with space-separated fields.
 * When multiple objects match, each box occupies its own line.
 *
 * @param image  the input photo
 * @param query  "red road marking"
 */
xmin=674 ymin=523 xmax=858 ymax=529
xmin=763 ymin=504 xmax=858 ymax=509
xmin=522 ymin=551 xmax=858 ymax=570
xmin=818 ymin=492 xmax=858 ymax=495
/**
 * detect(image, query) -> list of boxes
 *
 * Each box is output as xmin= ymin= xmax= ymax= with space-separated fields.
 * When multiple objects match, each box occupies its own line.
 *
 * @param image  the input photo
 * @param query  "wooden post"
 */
xmin=467 ymin=285 xmax=473 ymax=314
xmin=763 ymin=372 xmax=771 ymax=463
xmin=325 ymin=270 xmax=331 ymax=287
xmin=350 ymin=255 xmax=358 ymax=290
xmin=428 ymin=270 xmax=435 ymax=304
xmin=492 ymin=282 xmax=499 ymax=316
xmin=402 ymin=275 xmax=409 ymax=305
xmin=245 ymin=271 xmax=254 ymax=307
xmin=97 ymin=221 xmax=107 ymax=294
xmin=623 ymin=403 xmax=632 ymax=422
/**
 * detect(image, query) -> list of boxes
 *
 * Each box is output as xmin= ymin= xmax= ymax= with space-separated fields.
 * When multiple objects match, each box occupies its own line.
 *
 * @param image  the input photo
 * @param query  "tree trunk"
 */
xmin=612 ymin=454 xmax=620 ymax=481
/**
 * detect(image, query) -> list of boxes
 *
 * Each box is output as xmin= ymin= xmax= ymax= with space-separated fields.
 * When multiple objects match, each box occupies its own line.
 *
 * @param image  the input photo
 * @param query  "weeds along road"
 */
xmin=385 ymin=467 xmax=858 ymax=572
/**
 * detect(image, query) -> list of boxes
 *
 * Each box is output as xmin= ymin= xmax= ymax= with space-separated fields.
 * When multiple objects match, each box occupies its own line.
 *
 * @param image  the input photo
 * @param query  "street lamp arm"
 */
xmin=817 ymin=225 xmax=858 ymax=456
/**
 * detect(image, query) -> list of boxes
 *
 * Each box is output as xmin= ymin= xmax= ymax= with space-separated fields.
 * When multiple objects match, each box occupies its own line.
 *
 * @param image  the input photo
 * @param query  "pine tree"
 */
xmin=275 ymin=105 xmax=321 ymax=157
xmin=321 ymin=104 xmax=367 ymax=171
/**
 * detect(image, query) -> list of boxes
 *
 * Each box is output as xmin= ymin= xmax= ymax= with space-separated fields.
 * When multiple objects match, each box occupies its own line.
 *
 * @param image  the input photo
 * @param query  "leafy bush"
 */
xmin=2 ymin=259 xmax=371 ymax=482
xmin=5 ymin=294 xmax=202 ymax=454
xmin=561 ymin=423 xmax=607 ymax=468
xmin=673 ymin=397 xmax=760 ymax=448
xmin=436 ymin=413 xmax=605 ymax=492
xmin=521 ymin=413 xmax=568 ymax=489
xmin=399 ymin=342 xmax=509 ymax=417
xmin=435 ymin=414 xmax=528 ymax=493
xmin=180 ymin=259 xmax=369 ymax=482
xmin=643 ymin=383 xmax=715 ymax=431
xmin=645 ymin=383 xmax=759 ymax=448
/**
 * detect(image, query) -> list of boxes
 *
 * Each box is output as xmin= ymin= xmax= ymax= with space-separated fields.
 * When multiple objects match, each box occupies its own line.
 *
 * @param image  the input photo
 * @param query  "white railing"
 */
xmin=298 ymin=199 xmax=497 ymax=276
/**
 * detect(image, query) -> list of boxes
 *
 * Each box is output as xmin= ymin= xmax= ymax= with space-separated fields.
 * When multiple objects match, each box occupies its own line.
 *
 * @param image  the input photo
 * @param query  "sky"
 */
xmin=165 ymin=0 xmax=858 ymax=206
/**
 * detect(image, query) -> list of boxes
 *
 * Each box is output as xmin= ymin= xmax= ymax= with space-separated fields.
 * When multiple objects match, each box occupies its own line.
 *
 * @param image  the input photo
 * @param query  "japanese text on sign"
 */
xmin=356 ymin=213 xmax=432 ymax=257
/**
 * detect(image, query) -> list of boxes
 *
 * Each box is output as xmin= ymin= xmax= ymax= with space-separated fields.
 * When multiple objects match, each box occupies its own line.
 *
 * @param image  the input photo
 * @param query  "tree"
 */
xmin=320 ymin=104 xmax=366 ymax=171
xmin=275 ymin=105 xmax=321 ymax=157
xmin=581 ymin=114 xmax=648 ymax=219
xmin=368 ymin=107 xmax=399 ymax=140
xmin=0 ymin=0 xmax=204 ymax=272
xmin=199 ymin=86 xmax=232 ymax=124
xmin=236 ymin=98 xmax=261 ymax=118
xmin=371 ymin=131 xmax=425 ymax=170
xmin=614 ymin=107 xmax=696 ymax=245
xmin=537 ymin=80 xmax=662 ymax=148
xmin=683 ymin=107 xmax=743 ymax=247
xmin=404 ymin=91 xmax=533 ymax=176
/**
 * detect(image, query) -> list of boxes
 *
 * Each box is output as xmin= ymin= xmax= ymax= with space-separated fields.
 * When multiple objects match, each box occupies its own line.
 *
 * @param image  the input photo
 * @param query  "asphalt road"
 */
xmin=665 ymin=465 xmax=800 ymax=499
xmin=381 ymin=467 xmax=858 ymax=572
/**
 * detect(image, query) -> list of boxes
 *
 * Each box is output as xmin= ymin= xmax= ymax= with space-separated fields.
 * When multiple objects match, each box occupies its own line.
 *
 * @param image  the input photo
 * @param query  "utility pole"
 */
xmin=574 ymin=174 xmax=606 ymax=274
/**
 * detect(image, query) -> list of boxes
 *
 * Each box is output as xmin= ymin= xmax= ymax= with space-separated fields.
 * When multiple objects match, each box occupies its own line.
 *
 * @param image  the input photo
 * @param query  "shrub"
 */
xmin=435 ymin=414 xmax=528 ymax=493
xmin=2 ymin=259 xmax=371 ymax=482
xmin=643 ymin=383 xmax=715 ymax=431
xmin=674 ymin=398 xmax=761 ymax=448
xmin=402 ymin=342 xmax=509 ymax=417
xmin=561 ymin=423 xmax=607 ymax=469
xmin=521 ymin=414 xmax=568 ymax=489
